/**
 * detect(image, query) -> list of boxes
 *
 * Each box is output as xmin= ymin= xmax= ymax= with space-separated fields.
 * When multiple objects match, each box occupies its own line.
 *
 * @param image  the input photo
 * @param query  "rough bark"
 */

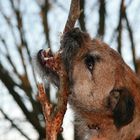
xmin=37 ymin=0 xmax=80 ymax=140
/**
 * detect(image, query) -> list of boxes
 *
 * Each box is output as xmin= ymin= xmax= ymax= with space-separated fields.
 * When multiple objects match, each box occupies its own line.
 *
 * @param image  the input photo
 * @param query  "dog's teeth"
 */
xmin=44 ymin=57 xmax=50 ymax=61
xmin=59 ymin=50 xmax=63 ymax=54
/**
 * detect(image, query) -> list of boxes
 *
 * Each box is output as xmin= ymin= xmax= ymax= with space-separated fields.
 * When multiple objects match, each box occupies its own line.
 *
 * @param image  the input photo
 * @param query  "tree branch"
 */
xmin=40 ymin=0 xmax=51 ymax=48
xmin=117 ymin=0 xmax=137 ymax=71
xmin=79 ymin=0 xmax=86 ymax=31
xmin=37 ymin=0 xmax=80 ymax=139
xmin=0 ymin=108 xmax=31 ymax=140
xmin=8 ymin=0 xmax=43 ymax=120
xmin=0 ymin=36 xmax=19 ymax=76
xmin=0 ymin=64 xmax=45 ymax=138
xmin=116 ymin=0 xmax=125 ymax=54
xmin=63 ymin=0 xmax=80 ymax=33
xmin=124 ymin=11 xmax=137 ymax=72
xmin=37 ymin=52 xmax=68 ymax=140
xmin=97 ymin=0 xmax=106 ymax=38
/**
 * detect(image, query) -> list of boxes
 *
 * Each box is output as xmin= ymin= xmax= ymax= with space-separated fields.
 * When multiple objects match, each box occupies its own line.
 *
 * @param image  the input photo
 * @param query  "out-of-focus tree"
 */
xmin=0 ymin=0 xmax=140 ymax=139
xmin=136 ymin=59 xmax=140 ymax=76
xmin=0 ymin=0 xmax=48 ymax=139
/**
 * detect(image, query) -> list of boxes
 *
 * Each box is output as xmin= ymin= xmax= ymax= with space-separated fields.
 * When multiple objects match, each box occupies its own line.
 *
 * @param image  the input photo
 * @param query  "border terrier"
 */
xmin=37 ymin=28 xmax=140 ymax=140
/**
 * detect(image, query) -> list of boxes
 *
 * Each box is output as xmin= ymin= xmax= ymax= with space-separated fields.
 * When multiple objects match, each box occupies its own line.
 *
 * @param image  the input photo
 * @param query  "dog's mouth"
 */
xmin=37 ymin=28 xmax=88 ymax=69
xmin=37 ymin=48 xmax=54 ymax=69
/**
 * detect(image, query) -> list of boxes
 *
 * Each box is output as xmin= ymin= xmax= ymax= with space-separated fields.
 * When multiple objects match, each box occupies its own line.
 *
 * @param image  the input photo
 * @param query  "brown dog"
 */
xmin=37 ymin=28 xmax=140 ymax=140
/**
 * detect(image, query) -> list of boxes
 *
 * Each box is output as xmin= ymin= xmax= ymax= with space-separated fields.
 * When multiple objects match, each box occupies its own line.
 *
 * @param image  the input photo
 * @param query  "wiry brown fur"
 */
xmin=37 ymin=28 xmax=140 ymax=140
xmin=61 ymin=28 xmax=140 ymax=140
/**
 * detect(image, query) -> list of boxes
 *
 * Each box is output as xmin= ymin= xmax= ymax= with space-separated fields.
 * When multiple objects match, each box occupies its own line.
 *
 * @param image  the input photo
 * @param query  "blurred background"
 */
xmin=0 ymin=0 xmax=140 ymax=140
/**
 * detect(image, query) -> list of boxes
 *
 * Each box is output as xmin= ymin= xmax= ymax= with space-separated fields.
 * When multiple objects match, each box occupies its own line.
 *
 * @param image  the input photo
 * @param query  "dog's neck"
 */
xmin=80 ymin=110 xmax=115 ymax=131
xmin=75 ymin=109 xmax=116 ymax=139
xmin=75 ymin=109 xmax=140 ymax=140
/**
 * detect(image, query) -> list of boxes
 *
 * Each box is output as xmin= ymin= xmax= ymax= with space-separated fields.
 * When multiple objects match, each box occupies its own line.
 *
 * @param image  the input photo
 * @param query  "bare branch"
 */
xmin=8 ymin=1 xmax=42 ymax=118
xmin=97 ymin=0 xmax=106 ymax=38
xmin=0 ymin=63 xmax=45 ymax=138
xmin=40 ymin=0 xmax=51 ymax=48
xmin=116 ymin=0 xmax=125 ymax=54
xmin=0 ymin=108 xmax=31 ymax=140
xmin=108 ymin=0 xmax=129 ymax=45
xmin=136 ymin=59 xmax=140 ymax=76
xmin=124 ymin=11 xmax=137 ymax=72
xmin=0 ymin=36 xmax=19 ymax=76
xmin=9 ymin=0 xmax=29 ymax=76
xmin=79 ymin=0 xmax=86 ymax=31
xmin=63 ymin=0 xmax=80 ymax=33
xmin=0 ymin=1 xmax=45 ymax=138
xmin=37 ymin=84 xmax=53 ymax=139
xmin=0 ymin=1 xmax=38 ymax=87
xmin=117 ymin=0 xmax=137 ymax=72
xmin=37 ymin=0 xmax=80 ymax=139
xmin=37 ymin=52 xmax=69 ymax=140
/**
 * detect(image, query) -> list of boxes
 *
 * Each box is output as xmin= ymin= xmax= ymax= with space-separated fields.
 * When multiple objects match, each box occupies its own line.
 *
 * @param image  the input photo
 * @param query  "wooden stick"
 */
xmin=63 ymin=0 xmax=80 ymax=33
xmin=37 ymin=52 xmax=69 ymax=140
xmin=37 ymin=0 xmax=81 ymax=139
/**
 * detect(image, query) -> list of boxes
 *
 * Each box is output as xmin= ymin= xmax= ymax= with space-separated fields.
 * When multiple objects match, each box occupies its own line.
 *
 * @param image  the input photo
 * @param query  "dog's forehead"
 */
xmin=89 ymin=40 xmax=123 ymax=61
xmin=78 ymin=42 xmax=120 ymax=63
xmin=61 ymin=28 xmax=123 ymax=68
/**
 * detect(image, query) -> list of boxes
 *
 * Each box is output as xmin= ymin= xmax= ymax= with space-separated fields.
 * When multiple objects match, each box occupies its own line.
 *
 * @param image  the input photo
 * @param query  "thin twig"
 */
xmin=0 ymin=63 xmax=44 ymax=138
xmin=97 ymin=0 xmax=106 ymax=39
xmin=124 ymin=12 xmax=137 ymax=72
xmin=117 ymin=0 xmax=124 ymax=54
xmin=79 ymin=0 xmax=86 ymax=31
xmin=0 ymin=108 xmax=31 ymax=140
xmin=63 ymin=0 xmax=80 ymax=33
xmin=40 ymin=0 xmax=51 ymax=48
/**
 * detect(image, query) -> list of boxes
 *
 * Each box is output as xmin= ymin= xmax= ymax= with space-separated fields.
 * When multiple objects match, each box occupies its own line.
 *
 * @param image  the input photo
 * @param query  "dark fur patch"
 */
xmin=61 ymin=28 xmax=83 ymax=71
xmin=112 ymin=88 xmax=135 ymax=128
xmin=135 ymin=136 xmax=140 ymax=140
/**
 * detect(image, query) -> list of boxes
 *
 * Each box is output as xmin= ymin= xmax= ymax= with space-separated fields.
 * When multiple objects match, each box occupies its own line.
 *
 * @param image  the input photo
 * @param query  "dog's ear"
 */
xmin=108 ymin=88 xmax=135 ymax=128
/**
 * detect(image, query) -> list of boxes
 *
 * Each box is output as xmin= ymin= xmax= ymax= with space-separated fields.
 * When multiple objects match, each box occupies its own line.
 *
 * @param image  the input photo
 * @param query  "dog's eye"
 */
xmin=85 ymin=55 xmax=95 ymax=72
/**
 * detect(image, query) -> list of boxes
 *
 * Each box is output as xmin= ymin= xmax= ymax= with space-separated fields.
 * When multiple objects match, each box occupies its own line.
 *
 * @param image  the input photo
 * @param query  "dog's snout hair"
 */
xmin=60 ymin=28 xmax=140 ymax=140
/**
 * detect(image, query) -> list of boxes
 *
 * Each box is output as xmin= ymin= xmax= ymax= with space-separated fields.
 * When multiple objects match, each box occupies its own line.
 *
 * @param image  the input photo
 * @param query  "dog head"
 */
xmin=61 ymin=28 xmax=136 ymax=128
